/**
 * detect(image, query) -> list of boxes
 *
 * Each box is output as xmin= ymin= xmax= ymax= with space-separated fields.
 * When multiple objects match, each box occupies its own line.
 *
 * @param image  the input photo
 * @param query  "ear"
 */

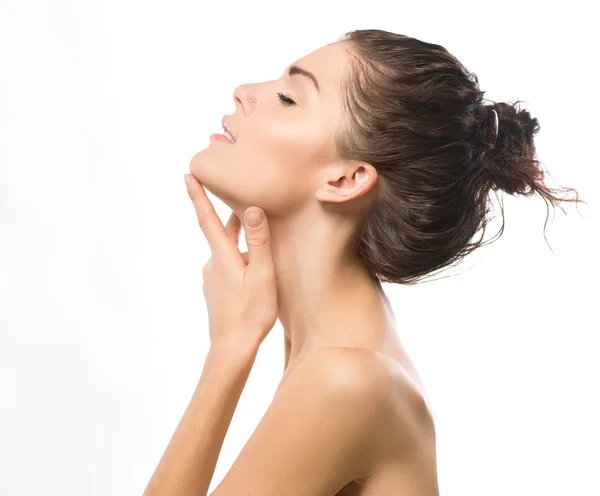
xmin=315 ymin=161 xmax=378 ymax=203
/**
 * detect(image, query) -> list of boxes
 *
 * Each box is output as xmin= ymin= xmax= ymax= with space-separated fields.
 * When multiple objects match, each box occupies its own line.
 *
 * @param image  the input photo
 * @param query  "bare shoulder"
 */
xmin=305 ymin=346 xmax=430 ymax=413
xmin=303 ymin=346 xmax=391 ymax=391
xmin=208 ymin=347 xmax=432 ymax=495
xmin=280 ymin=346 xmax=393 ymax=406
xmin=277 ymin=346 xmax=391 ymax=414
xmin=290 ymin=346 xmax=432 ymax=461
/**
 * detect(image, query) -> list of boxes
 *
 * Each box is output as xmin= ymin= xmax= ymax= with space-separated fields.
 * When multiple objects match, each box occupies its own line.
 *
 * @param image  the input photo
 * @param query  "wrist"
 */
xmin=196 ymin=343 xmax=257 ymax=396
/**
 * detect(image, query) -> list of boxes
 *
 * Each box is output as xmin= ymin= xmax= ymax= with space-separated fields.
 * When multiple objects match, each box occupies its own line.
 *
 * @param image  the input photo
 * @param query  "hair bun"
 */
xmin=335 ymin=29 xmax=585 ymax=286
xmin=476 ymin=101 xmax=543 ymax=195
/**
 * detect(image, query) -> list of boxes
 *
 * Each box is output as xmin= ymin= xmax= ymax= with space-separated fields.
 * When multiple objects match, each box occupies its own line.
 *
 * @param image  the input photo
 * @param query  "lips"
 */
xmin=222 ymin=116 xmax=236 ymax=143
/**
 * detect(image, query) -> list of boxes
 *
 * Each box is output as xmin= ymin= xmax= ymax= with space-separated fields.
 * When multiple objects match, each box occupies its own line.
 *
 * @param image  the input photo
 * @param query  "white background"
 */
xmin=1 ymin=0 xmax=598 ymax=495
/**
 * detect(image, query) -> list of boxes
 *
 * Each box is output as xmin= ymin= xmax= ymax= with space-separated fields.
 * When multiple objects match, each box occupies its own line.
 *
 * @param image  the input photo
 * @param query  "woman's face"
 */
xmin=189 ymin=41 xmax=350 ymax=216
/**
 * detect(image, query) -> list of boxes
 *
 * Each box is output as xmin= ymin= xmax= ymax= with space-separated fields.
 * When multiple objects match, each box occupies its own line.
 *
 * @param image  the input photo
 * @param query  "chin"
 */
xmin=188 ymin=150 xmax=220 ymax=184
xmin=187 ymin=165 xmax=246 ymax=216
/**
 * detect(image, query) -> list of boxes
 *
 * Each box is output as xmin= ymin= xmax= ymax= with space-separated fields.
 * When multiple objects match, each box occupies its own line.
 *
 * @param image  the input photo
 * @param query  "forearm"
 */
xmin=143 ymin=345 xmax=258 ymax=496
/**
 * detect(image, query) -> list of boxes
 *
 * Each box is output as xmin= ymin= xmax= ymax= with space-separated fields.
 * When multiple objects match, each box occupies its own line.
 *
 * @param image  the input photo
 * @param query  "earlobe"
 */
xmin=316 ymin=186 xmax=333 ymax=201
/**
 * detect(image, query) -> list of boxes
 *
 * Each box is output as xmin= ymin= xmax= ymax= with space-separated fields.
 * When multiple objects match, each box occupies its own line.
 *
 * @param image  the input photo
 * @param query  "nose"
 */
xmin=233 ymin=84 xmax=257 ymax=115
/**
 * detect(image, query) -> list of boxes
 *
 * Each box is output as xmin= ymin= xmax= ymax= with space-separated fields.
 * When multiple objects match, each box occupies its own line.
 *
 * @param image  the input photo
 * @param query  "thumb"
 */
xmin=244 ymin=208 xmax=273 ymax=271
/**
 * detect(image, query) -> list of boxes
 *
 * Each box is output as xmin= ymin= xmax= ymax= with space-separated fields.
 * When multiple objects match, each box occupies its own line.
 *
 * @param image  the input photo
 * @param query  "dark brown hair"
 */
xmin=334 ymin=29 xmax=587 ymax=286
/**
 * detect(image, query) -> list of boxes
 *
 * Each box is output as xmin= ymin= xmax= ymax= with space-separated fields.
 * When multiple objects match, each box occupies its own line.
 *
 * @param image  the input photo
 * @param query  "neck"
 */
xmin=262 ymin=204 xmax=397 ymax=365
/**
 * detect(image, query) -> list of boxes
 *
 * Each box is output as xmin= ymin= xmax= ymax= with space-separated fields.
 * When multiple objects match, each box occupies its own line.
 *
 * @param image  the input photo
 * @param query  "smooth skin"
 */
xmin=142 ymin=174 xmax=402 ymax=495
xmin=185 ymin=175 xmax=279 ymax=351
xmin=187 ymin=40 xmax=392 ymax=369
xmin=144 ymin=40 xmax=438 ymax=495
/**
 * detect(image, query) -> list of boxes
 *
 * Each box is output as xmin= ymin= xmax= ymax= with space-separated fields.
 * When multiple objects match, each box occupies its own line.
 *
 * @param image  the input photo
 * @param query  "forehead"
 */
xmin=292 ymin=41 xmax=349 ymax=100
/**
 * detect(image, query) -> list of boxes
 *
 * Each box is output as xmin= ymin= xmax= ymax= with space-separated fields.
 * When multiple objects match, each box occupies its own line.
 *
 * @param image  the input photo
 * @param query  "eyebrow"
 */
xmin=288 ymin=65 xmax=320 ymax=93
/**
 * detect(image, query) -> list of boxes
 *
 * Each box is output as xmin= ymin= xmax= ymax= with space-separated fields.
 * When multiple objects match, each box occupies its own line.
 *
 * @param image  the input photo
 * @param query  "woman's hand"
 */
xmin=184 ymin=173 xmax=278 ymax=353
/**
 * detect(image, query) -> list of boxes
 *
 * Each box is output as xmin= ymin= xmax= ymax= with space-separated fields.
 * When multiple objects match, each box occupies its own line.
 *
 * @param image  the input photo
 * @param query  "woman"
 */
xmin=144 ymin=29 xmax=584 ymax=495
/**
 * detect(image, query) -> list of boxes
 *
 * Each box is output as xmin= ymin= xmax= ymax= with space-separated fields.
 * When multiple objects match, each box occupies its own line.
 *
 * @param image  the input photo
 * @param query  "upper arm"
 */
xmin=209 ymin=347 xmax=389 ymax=496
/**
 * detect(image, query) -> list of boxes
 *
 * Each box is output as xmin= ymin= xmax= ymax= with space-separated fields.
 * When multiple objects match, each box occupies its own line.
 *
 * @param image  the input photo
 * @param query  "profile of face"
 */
xmin=189 ymin=41 xmax=378 ymax=221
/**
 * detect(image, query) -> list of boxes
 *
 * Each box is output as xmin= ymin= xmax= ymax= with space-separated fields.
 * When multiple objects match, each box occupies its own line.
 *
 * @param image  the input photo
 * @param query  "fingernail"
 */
xmin=184 ymin=174 xmax=191 ymax=190
xmin=246 ymin=209 xmax=263 ymax=228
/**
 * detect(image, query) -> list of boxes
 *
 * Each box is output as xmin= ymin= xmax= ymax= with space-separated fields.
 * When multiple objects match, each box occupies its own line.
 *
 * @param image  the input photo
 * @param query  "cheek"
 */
xmin=248 ymin=122 xmax=328 ymax=165
xmin=229 ymin=135 xmax=324 ymax=209
xmin=244 ymin=126 xmax=325 ymax=180
xmin=203 ymin=117 xmax=332 ymax=208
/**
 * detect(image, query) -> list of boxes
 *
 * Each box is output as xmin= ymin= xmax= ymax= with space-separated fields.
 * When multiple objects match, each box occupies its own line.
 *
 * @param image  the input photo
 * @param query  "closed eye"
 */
xmin=277 ymin=92 xmax=296 ymax=107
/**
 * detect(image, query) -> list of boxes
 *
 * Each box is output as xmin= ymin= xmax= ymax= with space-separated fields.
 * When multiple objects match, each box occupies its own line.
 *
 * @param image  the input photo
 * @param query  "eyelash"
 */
xmin=277 ymin=92 xmax=296 ymax=106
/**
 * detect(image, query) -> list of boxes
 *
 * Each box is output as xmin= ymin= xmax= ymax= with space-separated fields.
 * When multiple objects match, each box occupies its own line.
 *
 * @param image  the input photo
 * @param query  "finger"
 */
xmin=244 ymin=207 xmax=274 ymax=274
xmin=225 ymin=211 xmax=242 ymax=246
xmin=186 ymin=174 xmax=241 ymax=261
